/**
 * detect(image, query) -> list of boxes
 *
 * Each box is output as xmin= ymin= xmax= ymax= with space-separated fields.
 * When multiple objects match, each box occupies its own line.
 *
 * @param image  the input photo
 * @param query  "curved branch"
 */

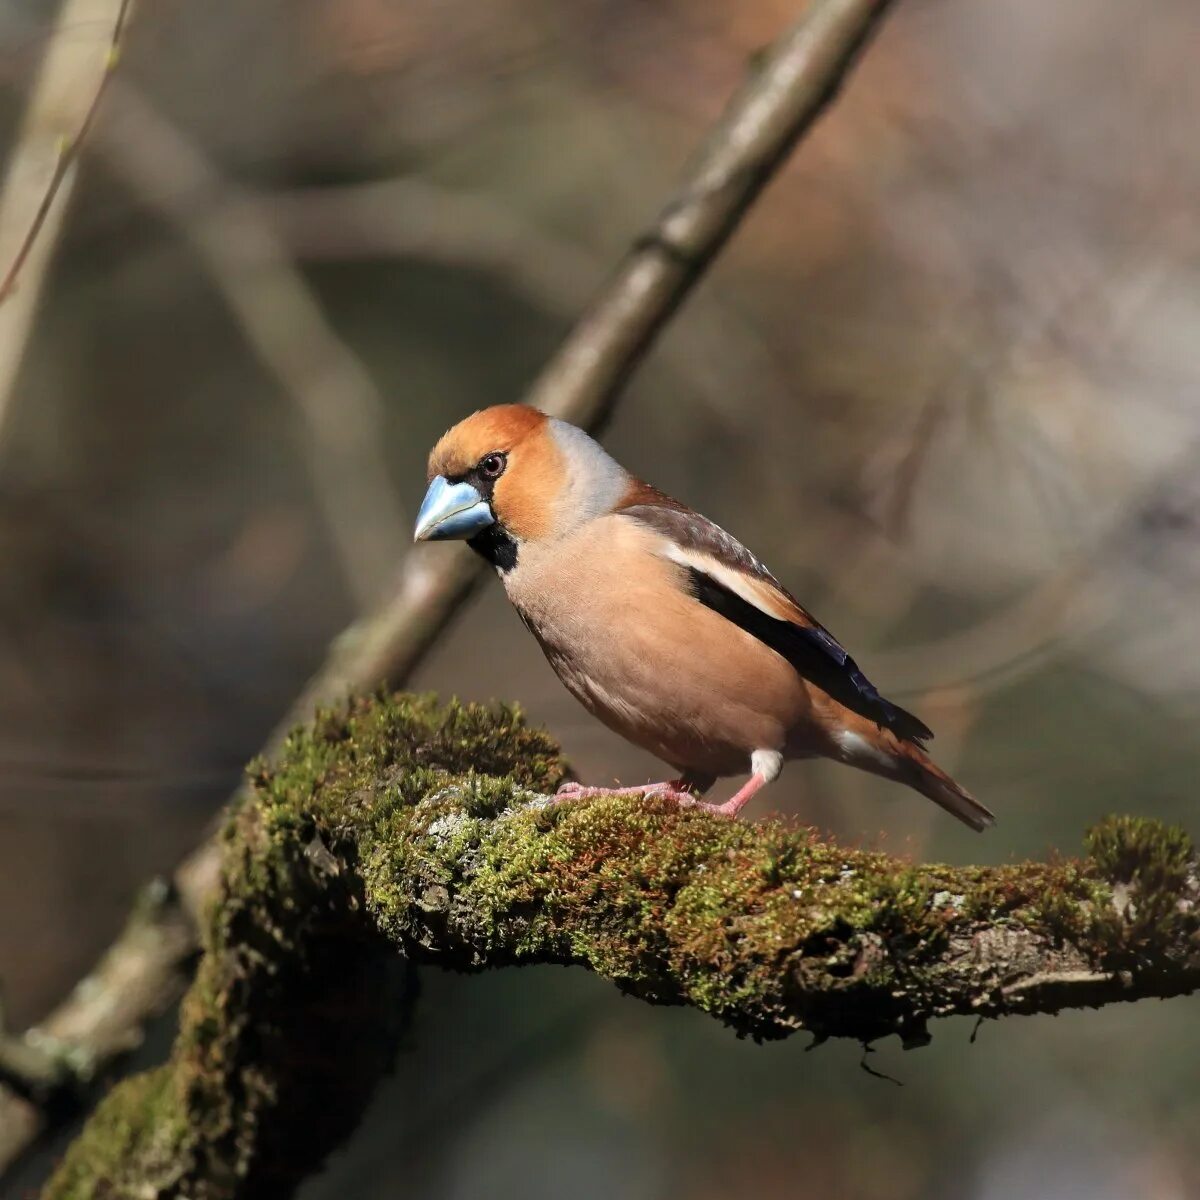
xmin=45 ymin=695 xmax=1200 ymax=1198
xmin=0 ymin=0 xmax=901 ymax=1175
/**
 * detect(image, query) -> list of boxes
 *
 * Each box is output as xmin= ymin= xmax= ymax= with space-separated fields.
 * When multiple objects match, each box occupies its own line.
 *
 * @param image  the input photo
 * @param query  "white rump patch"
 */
xmin=836 ymin=730 xmax=895 ymax=771
xmin=751 ymin=748 xmax=783 ymax=783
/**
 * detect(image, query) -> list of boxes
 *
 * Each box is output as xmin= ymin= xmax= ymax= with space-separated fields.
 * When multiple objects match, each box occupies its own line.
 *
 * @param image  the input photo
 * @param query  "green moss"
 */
xmin=46 ymin=693 xmax=552 ymax=1200
xmin=245 ymin=701 xmax=1191 ymax=1040
xmin=46 ymin=693 xmax=1200 ymax=1194
xmin=253 ymin=691 xmax=561 ymax=841
xmin=1086 ymin=814 xmax=1194 ymax=888
xmin=48 ymin=1067 xmax=189 ymax=1197
xmin=1083 ymin=815 xmax=1198 ymax=969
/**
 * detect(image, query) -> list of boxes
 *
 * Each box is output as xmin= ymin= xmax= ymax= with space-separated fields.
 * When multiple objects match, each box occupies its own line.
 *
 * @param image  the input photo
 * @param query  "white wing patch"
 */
xmin=661 ymin=542 xmax=799 ymax=624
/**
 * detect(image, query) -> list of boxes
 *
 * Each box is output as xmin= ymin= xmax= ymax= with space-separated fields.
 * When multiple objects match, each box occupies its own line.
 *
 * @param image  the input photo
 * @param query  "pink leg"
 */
xmin=555 ymin=778 xmax=696 ymax=804
xmin=677 ymin=771 xmax=768 ymax=818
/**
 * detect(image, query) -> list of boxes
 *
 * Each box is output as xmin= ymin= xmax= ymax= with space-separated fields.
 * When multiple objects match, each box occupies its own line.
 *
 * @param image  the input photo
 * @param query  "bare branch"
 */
xmin=0 ymin=0 xmax=898 ymax=1175
xmin=264 ymin=175 xmax=800 ymax=425
xmin=0 ymin=0 xmax=135 ymax=456
xmin=43 ymin=696 xmax=1200 ymax=1198
xmin=524 ymin=0 xmax=891 ymax=422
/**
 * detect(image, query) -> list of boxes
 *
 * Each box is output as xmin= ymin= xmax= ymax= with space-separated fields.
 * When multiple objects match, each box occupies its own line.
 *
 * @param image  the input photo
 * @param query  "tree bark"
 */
xmin=45 ymin=694 xmax=1200 ymax=1199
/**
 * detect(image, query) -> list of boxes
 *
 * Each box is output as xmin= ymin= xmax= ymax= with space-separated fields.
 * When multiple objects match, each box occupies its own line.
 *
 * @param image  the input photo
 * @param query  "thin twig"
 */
xmin=0 ymin=0 xmax=136 ymax=458
xmin=0 ymin=0 xmax=133 ymax=305
xmin=0 ymin=0 xmax=898 ymax=1177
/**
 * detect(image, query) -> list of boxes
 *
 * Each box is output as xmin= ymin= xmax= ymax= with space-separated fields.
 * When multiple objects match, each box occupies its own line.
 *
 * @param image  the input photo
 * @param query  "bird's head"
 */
xmin=414 ymin=405 xmax=629 ymax=568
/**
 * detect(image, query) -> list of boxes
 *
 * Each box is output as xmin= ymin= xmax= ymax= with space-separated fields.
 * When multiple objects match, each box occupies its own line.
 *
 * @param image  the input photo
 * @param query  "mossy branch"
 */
xmin=47 ymin=695 xmax=1200 ymax=1199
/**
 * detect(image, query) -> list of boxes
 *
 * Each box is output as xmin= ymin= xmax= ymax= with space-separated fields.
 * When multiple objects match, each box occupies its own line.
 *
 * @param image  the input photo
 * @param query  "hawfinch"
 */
xmin=414 ymin=405 xmax=994 ymax=830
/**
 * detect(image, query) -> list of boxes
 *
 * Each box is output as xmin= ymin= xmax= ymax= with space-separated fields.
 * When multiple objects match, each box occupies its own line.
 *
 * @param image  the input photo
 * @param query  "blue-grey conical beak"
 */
xmin=413 ymin=475 xmax=495 ymax=542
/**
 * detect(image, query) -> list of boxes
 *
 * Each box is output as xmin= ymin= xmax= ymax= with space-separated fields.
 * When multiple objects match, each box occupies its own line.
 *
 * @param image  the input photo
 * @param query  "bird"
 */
xmin=413 ymin=404 xmax=994 ymax=831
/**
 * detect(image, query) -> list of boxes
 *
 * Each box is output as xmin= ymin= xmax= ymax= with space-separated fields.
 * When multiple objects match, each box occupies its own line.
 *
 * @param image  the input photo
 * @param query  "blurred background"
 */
xmin=2 ymin=0 xmax=1200 ymax=1195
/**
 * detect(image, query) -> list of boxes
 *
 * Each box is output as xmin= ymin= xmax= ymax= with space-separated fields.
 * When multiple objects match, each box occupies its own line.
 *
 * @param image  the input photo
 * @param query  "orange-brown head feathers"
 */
xmin=426 ymin=404 xmax=547 ymax=484
xmin=419 ymin=406 xmax=629 ymax=555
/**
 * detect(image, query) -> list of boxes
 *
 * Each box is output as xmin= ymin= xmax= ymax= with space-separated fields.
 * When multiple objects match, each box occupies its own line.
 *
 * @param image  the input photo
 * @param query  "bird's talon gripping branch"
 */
xmin=676 ymin=771 xmax=768 ymax=818
xmin=553 ymin=780 xmax=694 ymax=804
xmin=642 ymin=782 xmax=698 ymax=805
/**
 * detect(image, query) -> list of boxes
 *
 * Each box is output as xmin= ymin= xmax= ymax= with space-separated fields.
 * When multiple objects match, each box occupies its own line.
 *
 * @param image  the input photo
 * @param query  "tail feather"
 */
xmin=899 ymin=744 xmax=995 ymax=832
xmin=834 ymin=724 xmax=995 ymax=832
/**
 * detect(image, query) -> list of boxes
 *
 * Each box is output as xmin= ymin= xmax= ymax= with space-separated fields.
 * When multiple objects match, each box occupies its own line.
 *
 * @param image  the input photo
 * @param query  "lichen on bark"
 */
xmin=45 ymin=692 xmax=1200 ymax=1200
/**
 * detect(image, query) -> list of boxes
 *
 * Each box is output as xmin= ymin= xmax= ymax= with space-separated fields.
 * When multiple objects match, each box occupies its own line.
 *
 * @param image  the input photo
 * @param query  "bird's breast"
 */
xmin=498 ymin=517 xmax=810 ymax=775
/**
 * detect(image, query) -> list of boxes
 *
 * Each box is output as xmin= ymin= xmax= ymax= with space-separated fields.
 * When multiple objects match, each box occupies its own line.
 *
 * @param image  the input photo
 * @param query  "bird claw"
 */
xmin=552 ymin=775 xmax=758 ymax=817
xmin=674 ymin=795 xmax=741 ymax=816
xmin=642 ymin=784 xmax=698 ymax=805
xmin=674 ymin=771 xmax=766 ymax=818
xmin=551 ymin=780 xmax=695 ymax=805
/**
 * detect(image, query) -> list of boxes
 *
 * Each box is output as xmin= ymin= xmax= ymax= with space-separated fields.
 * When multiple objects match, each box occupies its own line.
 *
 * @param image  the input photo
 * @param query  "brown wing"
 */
xmin=619 ymin=496 xmax=934 ymax=745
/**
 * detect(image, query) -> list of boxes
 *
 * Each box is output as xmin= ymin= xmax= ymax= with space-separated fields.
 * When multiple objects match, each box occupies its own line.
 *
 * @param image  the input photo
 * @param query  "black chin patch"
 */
xmin=469 ymin=525 xmax=518 ymax=572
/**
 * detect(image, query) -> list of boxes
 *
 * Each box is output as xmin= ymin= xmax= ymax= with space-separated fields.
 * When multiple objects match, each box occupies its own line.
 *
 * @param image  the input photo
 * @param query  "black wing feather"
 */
xmin=683 ymin=566 xmax=934 ymax=745
xmin=620 ymin=501 xmax=934 ymax=745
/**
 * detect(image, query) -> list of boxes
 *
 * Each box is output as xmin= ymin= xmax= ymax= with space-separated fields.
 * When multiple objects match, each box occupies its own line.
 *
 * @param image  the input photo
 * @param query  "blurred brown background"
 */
xmin=2 ymin=0 xmax=1200 ymax=1195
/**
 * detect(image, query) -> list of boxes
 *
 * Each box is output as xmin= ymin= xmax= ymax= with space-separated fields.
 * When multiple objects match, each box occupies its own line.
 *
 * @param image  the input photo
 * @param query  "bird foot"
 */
xmin=674 ymin=771 xmax=767 ymax=819
xmin=554 ymin=780 xmax=696 ymax=805
xmin=676 ymin=795 xmax=748 ymax=817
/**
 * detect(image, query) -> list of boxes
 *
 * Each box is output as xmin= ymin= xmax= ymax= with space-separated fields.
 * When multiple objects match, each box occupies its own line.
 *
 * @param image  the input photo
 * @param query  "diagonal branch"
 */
xmin=0 ymin=0 xmax=898 ymax=1175
xmin=0 ymin=0 xmax=136 ymax=457
xmin=523 ymin=0 xmax=891 ymax=422
xmin=44 ymin=695 xmax=1200 ymax=1198
xmin=0 ymin=0 xmax=133 ymax=305
xmin=264 ymin=174 xmax=801 ymax=433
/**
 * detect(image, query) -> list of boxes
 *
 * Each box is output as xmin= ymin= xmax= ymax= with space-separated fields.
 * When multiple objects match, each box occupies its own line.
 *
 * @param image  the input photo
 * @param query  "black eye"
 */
xmin=479 ymin=452 xmax=506 ymax=479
